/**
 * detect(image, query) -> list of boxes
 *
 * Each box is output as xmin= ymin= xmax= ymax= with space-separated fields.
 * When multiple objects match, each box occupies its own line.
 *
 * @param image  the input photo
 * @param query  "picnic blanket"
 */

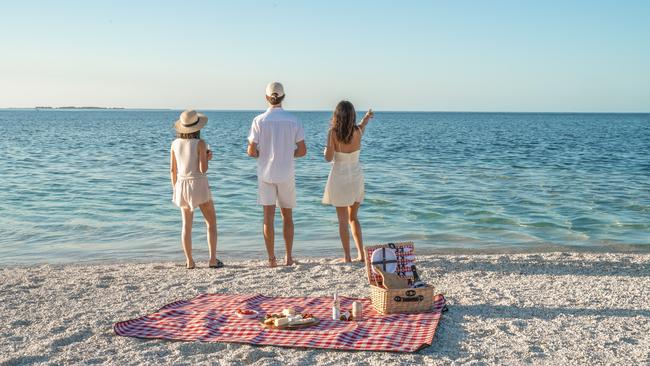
xmin=114 ymin=293 xmax=446 ymax=352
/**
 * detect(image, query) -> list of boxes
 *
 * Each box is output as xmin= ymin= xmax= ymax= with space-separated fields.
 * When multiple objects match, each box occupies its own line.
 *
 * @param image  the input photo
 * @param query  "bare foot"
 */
xmin=268 ymin=257 xmax=277 ymax=268
xmin=285 ymin=257 xmax=294 ymax=266
xmin=354 ymin=256 xmax=365 ymax=263
xmin=336 ymin=257 xmax=352 ymax=264
xmin=186 ymin=260 xmax=196 ymax=269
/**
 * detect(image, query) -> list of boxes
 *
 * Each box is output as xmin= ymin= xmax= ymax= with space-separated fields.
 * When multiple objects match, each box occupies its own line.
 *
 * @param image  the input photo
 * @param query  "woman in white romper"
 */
xmin=170 ymin=110 xmax=222 ymax=269
xmin=323 ymin=101 xmax=374 ymax=262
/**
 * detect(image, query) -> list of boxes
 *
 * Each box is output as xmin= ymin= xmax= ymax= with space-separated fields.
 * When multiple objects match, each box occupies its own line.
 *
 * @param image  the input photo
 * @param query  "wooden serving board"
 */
xmin=260 ymin=317 xmax=320 ymax=330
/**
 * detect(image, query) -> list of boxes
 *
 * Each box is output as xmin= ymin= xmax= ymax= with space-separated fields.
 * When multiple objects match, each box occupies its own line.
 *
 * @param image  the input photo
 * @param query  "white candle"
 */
xmin=352 ymin=301 xmax=362 ymax=320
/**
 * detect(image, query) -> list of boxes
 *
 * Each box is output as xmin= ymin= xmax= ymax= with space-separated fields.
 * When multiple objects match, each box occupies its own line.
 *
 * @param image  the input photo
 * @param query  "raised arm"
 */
xmin=358 ymin=108 xmax=374 ymax=133
xmin=170 ymin=147 xmax=177 ymax=188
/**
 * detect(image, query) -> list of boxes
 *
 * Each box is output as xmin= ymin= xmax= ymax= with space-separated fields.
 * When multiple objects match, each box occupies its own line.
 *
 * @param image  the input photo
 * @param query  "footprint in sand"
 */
xmin=241 ymin=349 xmax=277 ymax=364
xmin=83 ymin=358 xmax=107 ymax=365
xmin=50 ymin=325 xmax=67 ymax=334
xmin=1 ymin=355 xmax=48 ymax=365
xmin=528 ymin=345 xmax=545 ymax=354
xmin=18 ymin=283 xmax=43 ymax=290
xmin=28 ymin=276 xmax=46 ymax=284
xmin=10 ymin=319 xmax=32 ymax=327
xmin=178 ymin=342 xmax=226 ymax=356
xmin=195 ymin=285 xmax=208 ymax=292
xmin=50 ymin=328 xmax=92 ymax=349
xmin=96 ymin=275 xmax=116 ymax=288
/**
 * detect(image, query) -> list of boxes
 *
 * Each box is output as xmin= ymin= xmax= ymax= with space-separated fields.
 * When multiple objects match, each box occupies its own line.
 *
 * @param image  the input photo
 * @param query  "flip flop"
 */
xmin=209 ymin=259 xmax=224 ymax=268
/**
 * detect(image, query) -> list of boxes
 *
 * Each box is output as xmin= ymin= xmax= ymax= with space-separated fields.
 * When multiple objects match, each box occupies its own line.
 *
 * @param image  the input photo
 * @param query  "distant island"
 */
xmin=35 ymin=106 xmax=125 ymax=110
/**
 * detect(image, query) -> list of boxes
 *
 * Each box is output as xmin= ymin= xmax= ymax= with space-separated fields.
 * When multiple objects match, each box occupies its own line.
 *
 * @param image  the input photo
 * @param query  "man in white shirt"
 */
xmin=247 ymin=82 xmax=307 ymax=267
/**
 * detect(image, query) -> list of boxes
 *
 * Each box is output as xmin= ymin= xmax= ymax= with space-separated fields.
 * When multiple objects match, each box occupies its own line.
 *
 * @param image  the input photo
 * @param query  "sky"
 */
xmin=1 ymin=0 xmax=649 ymax=112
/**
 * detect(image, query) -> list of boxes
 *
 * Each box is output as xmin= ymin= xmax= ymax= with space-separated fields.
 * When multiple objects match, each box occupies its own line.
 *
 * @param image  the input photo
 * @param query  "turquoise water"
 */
xmin=1 ymin=110 xmax=649 ymax=264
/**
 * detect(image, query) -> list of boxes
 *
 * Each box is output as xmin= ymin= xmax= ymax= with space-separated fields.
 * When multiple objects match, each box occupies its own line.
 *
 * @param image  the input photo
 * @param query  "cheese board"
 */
xmin=260 ymin=317 xmax=320 ymax=330
xmin=260 ymin=308 xmax=320 ymax=330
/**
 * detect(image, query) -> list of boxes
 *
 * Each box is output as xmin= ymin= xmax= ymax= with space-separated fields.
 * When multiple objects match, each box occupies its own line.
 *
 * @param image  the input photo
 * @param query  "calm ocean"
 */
xmin=1 ymin=110 xmax=649 ymax=264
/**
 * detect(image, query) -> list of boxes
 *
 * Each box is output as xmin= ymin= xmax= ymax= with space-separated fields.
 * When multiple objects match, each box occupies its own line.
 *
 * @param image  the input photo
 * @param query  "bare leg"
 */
xmin=336 ymin=206 xmax=351 ymax=262
xmin=199 ymin=200 xmax=217 ymax=266
xmin=181 ymin=208 xmax=195 ymax=268
xmin=280 ymin=208 xmax=294 ymax=266
xmin=348 ymin=202 xmax=364 ymax=262
xmin=263 ymin=205 xmax=277 ymax=267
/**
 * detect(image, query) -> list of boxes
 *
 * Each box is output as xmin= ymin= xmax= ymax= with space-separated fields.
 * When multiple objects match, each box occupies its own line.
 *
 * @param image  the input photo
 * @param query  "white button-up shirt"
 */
xmin=248 ymin=107 xmax=305 ymax=183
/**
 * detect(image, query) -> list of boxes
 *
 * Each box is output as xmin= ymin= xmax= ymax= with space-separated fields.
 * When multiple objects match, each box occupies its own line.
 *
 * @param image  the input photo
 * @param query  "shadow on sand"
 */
xmin=420 ymin=254 xmax=649 ymax=277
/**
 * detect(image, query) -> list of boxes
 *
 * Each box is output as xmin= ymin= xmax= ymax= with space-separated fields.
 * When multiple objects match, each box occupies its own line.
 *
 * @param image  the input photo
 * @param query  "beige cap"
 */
xmin=174 ymin=109 xmax=208 ymax=133
xmin=265 ymin=82 xmax=285 ymax=97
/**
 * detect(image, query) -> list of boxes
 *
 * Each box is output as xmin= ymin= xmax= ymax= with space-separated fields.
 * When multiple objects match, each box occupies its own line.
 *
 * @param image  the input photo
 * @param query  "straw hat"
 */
xmin=174 ymin=110 xmax=208 ymax=133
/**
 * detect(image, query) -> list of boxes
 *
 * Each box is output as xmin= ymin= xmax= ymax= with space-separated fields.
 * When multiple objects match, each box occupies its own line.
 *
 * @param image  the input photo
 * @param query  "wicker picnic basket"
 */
xmin=364 ymin=242 xmax=434 ymax=314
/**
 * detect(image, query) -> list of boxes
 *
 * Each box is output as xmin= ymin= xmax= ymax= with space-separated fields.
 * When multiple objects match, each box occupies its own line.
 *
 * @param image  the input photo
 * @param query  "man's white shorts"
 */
xmin=258 ymin=179 xmax=296 ymax=208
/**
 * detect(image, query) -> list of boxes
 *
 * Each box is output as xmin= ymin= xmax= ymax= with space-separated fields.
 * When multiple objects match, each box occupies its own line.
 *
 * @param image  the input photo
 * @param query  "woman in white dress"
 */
xmin=323 ymin=101 xmax=374 ymax=262
xmin=170 ymin=110 xmax=222 ymax=269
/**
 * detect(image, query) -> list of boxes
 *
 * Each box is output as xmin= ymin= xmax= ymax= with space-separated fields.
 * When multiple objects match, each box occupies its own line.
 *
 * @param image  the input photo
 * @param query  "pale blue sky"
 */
xmin=1 ymin=0 xmax=649 ymax=111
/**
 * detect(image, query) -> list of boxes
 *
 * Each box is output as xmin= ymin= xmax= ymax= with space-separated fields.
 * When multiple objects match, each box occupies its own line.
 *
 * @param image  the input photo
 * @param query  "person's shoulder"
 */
xmin=253 ymin=110 xmax=270 ymax=123
xmin=283 ymin=109 xmax=298 ymax=119
xmin=280 ymin=110 xmax=299 ymax=124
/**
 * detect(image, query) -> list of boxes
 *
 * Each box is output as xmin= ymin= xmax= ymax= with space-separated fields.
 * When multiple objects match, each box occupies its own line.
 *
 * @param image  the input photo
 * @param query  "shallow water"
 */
xmin=1 ymin=110 xmax=648 ymax=264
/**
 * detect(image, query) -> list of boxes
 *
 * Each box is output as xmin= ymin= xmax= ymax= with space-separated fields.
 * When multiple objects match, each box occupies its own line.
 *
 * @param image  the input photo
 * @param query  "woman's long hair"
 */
xmin=331 ymin=100 xmax=357 ymax=144
xmin=177 ymin=131 xmax=200 ymax=139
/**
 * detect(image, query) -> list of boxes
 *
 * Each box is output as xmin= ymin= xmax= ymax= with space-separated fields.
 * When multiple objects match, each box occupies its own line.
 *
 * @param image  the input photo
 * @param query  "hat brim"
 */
xmin=174 ymin=113 xmax=208 ymax=133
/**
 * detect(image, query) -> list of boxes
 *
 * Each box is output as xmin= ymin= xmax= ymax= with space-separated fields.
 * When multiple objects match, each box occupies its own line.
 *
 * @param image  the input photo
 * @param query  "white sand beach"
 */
xmin=1 ymin=252 xmax=649 ymax=365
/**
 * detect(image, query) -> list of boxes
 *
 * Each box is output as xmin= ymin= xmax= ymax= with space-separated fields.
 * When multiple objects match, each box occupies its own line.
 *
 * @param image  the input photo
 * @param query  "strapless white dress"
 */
xmin=322 ymin=150 xmax=364 ymax=207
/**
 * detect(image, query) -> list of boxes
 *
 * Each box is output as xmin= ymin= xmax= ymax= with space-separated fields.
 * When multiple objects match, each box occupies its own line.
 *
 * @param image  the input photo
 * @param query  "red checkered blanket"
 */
xmin=114 ymin=293 xmax=446 ymax=352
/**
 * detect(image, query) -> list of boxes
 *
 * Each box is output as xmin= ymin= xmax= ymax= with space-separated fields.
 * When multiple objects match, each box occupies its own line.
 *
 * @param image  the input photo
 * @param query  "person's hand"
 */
xmin=207 ymin=150 xmax=213 ymax=160
xmin=363 ymin=109 xmax=374 ymax=122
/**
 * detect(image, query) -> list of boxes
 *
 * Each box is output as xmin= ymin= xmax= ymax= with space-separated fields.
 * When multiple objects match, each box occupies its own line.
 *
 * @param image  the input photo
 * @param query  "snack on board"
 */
xmin=281 ymin=308 xmax=296 ymax=316
xmin=263 ymin=308 xmax=318 ymax=328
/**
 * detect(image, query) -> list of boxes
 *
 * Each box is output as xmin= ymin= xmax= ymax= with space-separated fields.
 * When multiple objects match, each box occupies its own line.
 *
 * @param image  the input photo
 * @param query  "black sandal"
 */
xmin=209 ymin=259 xmax=224 ymax=268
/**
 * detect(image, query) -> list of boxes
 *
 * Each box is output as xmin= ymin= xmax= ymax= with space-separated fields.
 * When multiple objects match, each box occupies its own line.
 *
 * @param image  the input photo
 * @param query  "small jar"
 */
xmin=352 ymin=301 xmax=362 ymax=320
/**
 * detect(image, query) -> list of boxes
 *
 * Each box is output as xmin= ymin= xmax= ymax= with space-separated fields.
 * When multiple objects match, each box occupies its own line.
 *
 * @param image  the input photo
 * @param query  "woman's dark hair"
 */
xmin=331 ymin=100 xmax=357 ymax=144
xmin=177 ymin=131 xmax=200 ymax=139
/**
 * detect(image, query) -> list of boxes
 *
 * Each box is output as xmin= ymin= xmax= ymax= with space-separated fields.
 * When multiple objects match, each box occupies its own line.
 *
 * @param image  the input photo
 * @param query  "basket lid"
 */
xmin=364 ymin=242 xmax=417 ymax=286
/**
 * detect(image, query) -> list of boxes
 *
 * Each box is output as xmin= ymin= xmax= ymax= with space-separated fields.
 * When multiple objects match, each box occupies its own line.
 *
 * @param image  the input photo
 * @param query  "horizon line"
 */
xmin=1 ymin=107 xmax=649 ymax=114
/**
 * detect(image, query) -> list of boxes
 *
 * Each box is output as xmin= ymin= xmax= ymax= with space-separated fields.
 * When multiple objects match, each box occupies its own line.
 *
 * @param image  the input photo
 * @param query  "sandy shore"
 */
xmin=1 ymin=252 xmax=649 ymax=365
